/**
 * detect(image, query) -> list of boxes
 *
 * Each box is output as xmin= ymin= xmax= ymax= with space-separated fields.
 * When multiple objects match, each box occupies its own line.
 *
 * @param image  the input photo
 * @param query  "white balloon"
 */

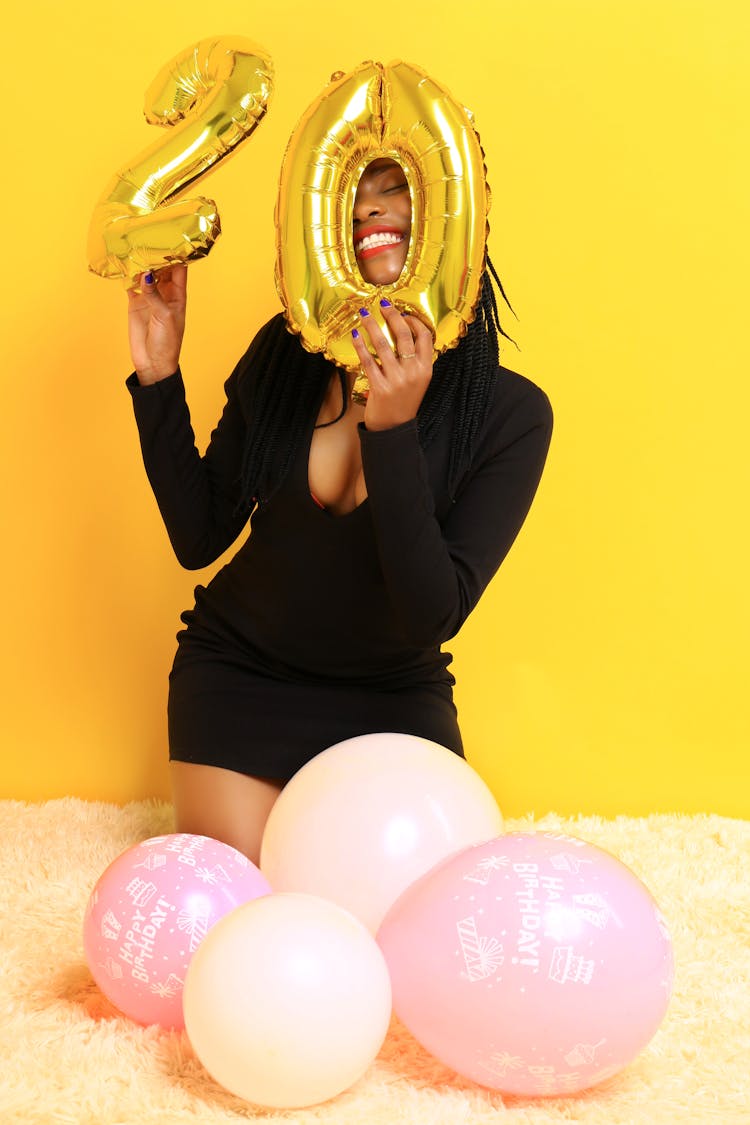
xmin=183 ymin=892 xmax=392 ymax=1108
xmin=260 ymin=733 xmax=503 ymax=933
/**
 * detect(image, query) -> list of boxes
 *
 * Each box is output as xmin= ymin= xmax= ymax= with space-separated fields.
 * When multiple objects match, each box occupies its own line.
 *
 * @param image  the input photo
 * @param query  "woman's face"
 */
xmin=353 ymin=158 xmax=411 ymax=285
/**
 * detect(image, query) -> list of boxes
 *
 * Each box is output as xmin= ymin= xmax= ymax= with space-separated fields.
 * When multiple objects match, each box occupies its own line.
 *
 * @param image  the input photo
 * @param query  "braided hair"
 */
xmin=238 ymin=259 xmax=514 ymax=510
xmin=418 ymin=259 xmax=515 ymax=498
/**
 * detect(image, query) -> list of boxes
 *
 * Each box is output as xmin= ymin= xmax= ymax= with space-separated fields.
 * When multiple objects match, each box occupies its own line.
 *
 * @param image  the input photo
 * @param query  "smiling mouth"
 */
xmin=354 ymin=230 xmax=407 ymax=260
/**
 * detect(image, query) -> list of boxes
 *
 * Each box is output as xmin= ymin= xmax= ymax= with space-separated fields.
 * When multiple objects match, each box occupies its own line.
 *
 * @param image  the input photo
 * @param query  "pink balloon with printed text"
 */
xmin=377 ymin=832 xmax=674 ymax=1096
xmin=83 ymin=833 xmax=272 ymax=1028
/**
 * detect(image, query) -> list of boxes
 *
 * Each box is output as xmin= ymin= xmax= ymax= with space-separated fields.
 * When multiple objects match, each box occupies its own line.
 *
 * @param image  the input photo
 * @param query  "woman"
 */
xmin=126 ymin=157 xmax=552 ymax=864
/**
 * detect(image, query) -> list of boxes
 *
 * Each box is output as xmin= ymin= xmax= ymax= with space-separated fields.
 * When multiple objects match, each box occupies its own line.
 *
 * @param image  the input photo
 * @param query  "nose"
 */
xmin=353 ymin=181 xmax=384 ymax=223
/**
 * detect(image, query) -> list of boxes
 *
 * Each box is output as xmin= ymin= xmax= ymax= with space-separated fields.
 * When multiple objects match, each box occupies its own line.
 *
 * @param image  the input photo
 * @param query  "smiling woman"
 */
xmin=274 ymin=60 xmax=490 ymax=374
xmin=353 ymin=159 xmax=412 ymax=286
xmin=122 ymin=62 xmax=553 ymax=865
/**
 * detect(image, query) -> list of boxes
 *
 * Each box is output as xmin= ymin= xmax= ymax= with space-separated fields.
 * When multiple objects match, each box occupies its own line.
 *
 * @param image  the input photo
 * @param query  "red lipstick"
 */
xmin=354 ymin=225 xmax=407 ymax=259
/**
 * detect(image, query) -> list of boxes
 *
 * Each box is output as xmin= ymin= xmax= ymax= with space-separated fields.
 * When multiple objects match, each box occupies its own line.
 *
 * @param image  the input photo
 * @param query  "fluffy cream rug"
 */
xmin=0 ymin=799 xmax=747 ymax=1124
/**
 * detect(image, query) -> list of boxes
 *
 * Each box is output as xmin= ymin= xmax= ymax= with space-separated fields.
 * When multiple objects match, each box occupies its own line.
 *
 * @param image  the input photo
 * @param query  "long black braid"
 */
xmin=418 ymin=260 xmax=516 ymax=498
xmin=238 ymin=259 xmax=515 ymax=509
xmin=236 ymin=318 xmax=332 ymax=509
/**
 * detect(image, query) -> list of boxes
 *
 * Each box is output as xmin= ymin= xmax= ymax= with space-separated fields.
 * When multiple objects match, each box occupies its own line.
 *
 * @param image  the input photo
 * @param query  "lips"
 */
xmin=354 ymin=225 xmax=407 ymax=260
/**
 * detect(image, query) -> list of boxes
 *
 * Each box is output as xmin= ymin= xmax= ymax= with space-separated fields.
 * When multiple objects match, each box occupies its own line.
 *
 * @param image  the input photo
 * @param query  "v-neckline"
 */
xmin=302 ymin=374 xmax=370 ymax=520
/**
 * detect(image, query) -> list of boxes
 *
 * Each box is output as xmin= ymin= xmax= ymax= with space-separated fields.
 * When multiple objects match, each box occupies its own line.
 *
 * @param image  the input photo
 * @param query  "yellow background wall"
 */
xmin=0 ymin=1 xmax=747 ymax=817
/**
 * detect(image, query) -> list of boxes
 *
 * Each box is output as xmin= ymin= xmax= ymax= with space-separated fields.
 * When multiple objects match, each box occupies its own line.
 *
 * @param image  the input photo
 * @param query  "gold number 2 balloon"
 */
xmin=87 ymin=37 xmax=273 ymax=285
xmin=274 ymin=60 xmax=490 ymax=385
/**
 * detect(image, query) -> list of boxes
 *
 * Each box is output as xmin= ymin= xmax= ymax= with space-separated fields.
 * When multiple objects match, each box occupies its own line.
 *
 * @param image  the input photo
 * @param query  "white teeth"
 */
xmin=356 ymin=231 xmax=402 ymax=253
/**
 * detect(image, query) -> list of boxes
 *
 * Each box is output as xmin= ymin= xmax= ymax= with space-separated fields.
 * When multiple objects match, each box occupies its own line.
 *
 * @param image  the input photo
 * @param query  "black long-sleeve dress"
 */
xmin=128 ymin=313 xmax=553 ymax=780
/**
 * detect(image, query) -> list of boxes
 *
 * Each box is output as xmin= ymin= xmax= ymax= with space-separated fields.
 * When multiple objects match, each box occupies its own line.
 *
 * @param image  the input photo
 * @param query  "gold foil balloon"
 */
xmin=274 ymin=60 xmax=490 ymax=389
xmin=88 ymin=37 xmax=273 ymax=285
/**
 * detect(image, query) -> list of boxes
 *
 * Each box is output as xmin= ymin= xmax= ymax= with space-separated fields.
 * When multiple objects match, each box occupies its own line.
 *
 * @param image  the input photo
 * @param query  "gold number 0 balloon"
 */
xmin=87 ymin=37 xmax=273 ymax=285
xmin=274 ymin=60 xmax=490 ymax=382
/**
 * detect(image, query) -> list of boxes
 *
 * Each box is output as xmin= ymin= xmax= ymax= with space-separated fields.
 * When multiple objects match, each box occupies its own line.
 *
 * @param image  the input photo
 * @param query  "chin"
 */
xmin=360 ymin=259 xmax=407 ymax=287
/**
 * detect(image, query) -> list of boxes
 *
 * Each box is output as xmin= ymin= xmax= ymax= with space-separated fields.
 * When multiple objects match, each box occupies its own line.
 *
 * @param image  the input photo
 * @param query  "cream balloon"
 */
xmin=182 ymin=892 xmax=392 ymax=1108
xmin=260 ymin=733 xmax=503 ymax=934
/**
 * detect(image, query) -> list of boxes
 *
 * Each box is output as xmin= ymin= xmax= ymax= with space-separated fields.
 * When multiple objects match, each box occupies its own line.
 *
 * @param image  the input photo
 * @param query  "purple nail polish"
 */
xmin=359 ymin=307 xmax=369 ymax=317
xmin=351 ymin=328 xmax=360 ymax=339
xmin=144 ymin=272 xmax=154 ymax=285
xmin=380 ymin=298 xmax=392 ymax=307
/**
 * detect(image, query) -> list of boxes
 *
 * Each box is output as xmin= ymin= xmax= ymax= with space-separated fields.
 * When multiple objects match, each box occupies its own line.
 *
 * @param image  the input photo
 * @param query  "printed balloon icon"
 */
xmin=83 ymin=833 xmax=272 ymax=1028
xmin=377 ymin=832 xmax=674 ymax=1096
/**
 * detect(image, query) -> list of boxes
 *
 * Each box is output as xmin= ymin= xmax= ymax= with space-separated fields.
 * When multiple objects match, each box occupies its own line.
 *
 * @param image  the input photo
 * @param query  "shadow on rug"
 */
xmin=0 ymin=798 xmax=747 ymax=1124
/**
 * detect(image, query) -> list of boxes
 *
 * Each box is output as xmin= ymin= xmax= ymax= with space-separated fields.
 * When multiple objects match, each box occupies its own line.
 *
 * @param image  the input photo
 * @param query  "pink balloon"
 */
xmin=83 ymin=833 xmax=272 ymax=1028
xmin=260 ymin=733 xmax=503 ymax=933
xmin=377 ymin=832 xmax=674 ymax=1096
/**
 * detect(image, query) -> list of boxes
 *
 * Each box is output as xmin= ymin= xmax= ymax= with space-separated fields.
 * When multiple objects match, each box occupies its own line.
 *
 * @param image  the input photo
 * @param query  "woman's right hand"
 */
xmin=127 ymin=265 xmax=187 ymax=384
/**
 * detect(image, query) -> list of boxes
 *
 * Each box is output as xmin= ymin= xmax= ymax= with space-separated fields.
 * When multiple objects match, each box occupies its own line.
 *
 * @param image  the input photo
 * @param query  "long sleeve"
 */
xmin=359 ymin=371 xmax=553 ymax=647
xmin=126 ymin=357 xmax=252 ymax=571
xmin=126 ymin=316 xmax=304 ymax=569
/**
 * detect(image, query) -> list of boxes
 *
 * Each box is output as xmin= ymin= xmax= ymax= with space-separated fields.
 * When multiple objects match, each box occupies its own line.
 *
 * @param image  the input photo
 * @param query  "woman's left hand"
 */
xmin=352 ymin=301 xmax=434 ymax=431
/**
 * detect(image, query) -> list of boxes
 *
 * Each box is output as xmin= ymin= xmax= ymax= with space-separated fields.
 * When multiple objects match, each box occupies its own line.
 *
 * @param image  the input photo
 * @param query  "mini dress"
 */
xmin=127 ymin=314 xmax=553 ymax=781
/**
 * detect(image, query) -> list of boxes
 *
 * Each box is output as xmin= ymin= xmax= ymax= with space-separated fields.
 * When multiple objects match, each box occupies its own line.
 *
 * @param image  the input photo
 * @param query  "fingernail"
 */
xmin=379 ymin=298 xmax=392 ymax=308
xmin=359 ymin=307 xmax=369 ymax=317
xmin=351 ymin=328 xmax=360 ymax=339
xmin=144 ymin=272 xmax=154 ymax=285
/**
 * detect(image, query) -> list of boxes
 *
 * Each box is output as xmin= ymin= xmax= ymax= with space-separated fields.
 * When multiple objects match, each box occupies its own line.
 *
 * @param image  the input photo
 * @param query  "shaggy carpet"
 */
xmin=0 ymin=799 xmax=747 ymax=1124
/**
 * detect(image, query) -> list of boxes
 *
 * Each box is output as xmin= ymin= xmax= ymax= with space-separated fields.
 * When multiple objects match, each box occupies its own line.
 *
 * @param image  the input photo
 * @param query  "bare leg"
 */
xmin=170 ymin=761 xmax=284 ymax=866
